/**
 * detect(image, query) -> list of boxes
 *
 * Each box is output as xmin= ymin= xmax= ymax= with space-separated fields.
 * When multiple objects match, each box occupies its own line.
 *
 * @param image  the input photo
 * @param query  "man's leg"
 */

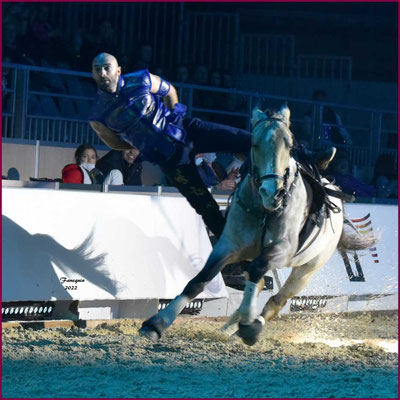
xmin=312 ymin=147 xmax=336 ymax=170
xmin=183 ymin=118 xmax=252 ymax=154
xmin=296 ymin=144 xmax=337 ymax=172
xmin=183 ymin=118 xmax=335 ymax=171
xmin=163 ymin=162 xmax=225 ymax=238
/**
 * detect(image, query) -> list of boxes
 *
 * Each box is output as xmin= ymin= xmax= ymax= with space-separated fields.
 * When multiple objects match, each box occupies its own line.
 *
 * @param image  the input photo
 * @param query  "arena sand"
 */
xmin=2 ymin=311 xmax=398 ymax=398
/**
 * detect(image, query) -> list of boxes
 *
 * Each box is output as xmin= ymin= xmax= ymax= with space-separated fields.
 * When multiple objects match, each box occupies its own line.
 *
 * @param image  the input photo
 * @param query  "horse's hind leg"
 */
xmin=261 ymin=261 xmax=321 ymax=322
xmin=139 ymin=238 xmax=240 ymax=342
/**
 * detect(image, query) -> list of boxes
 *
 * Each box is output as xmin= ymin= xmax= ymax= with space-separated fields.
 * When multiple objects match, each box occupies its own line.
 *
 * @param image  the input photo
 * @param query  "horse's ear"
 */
xmin=251 ymin=107 xmax=267 ymax=128
xmin=279 ymin=103 xmax=291 ymax=126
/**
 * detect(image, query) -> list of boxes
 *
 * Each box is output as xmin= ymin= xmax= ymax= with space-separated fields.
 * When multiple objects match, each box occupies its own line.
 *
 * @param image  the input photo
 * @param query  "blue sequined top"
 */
xmin=89 ymin=70 xmax=187 ymax=165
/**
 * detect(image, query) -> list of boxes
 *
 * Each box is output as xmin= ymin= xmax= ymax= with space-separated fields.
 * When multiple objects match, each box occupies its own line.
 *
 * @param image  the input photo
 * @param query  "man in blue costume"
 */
xmin=89 ymin=53 xmax=335 ymax=238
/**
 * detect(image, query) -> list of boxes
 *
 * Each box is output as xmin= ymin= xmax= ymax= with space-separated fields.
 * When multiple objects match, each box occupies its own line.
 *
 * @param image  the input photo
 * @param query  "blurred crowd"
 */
xmin=2 ymin=3 xmax=397 ymax=200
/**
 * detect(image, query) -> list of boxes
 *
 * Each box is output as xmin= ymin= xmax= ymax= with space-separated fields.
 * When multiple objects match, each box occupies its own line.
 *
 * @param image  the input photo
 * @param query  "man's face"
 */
xmin=92 ymin=55 xmax=121 ymax=93
xmin=122 ymin=148 xmax=139 ymax=165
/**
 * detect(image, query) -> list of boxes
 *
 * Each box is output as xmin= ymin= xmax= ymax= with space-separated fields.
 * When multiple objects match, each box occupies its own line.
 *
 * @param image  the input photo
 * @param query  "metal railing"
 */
xmin=297 ymin=55 xmax=353 ymax=81
xmin=183 ymin=11 xmax=240 ymax=72
xmin=2 ymin=62 xmax=397 ymax=168
xmin=240 ymin=34 xmax=296 ymax=76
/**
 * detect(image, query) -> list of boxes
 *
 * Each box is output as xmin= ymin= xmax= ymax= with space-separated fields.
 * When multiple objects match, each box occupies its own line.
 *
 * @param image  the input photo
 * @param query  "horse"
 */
xmin=139 ymin=104 xmax=378 ymax=345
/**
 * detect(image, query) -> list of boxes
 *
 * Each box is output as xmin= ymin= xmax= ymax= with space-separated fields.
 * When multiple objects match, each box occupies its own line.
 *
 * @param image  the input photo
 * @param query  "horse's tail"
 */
xmin=337 ymin=218 xmax=380 ymax=251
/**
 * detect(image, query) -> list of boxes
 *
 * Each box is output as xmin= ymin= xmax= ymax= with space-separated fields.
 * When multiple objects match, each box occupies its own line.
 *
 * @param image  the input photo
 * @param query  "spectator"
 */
xmin=226 ymin=153 xmax=247 ymax=183
xmin=97 ymin=20 xmax=118 ymax=52
xmin=96 ymin=149 xmax=143 ymax=186
xmin=210 ymin=70 xmax=222 ymax=87
xmin=153 ymin=66 xmax=164 ymax=77
xmin=25 ymin=5 xmax=58 ymax=63
xmin=304 ymin=89 xmax=352 ymax=147
xmin=327 ymin=151 xmax=376 ymax=198
xmin=132 ymin=43 xmax=153 ymax=71
xmin=208 ymin=70 xmax=230 ymax=124
xmin=78 ymin=21 xmax=121 ymax=70
xmin=174 ymin=64 xmax=190 ymax=105
xmin=371 ymin=154 xmax=398 ymax=198
xmin=220 ymin=71 xmax=247 ymax=128
xmin=62 ymin=144 xmax=99 ymax=184
xmin=193 ymin=65 xmax=209 ymax=86
xmin=195 ymin=153 xmax=239 ymax=192
xmin=192 ymin=64 xmax=210 ymax=117
xmin=3 ymin=21 xmax=20 ymax=62
xmin=221 ymin=71 xmax=246 ymax=112
xmin=175 ymin=64 xmax=189 ymax=83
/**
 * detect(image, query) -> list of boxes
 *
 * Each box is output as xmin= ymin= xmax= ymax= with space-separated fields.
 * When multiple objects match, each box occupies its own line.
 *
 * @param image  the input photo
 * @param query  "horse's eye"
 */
xmin=251 ymin=144 xmax=259 ymax=148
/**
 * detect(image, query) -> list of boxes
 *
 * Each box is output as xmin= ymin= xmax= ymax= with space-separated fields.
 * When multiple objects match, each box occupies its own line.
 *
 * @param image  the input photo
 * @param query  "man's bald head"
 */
xmin=92 ymin=53 xmax=119 ymax=68
xmin=92 ymin=53 xmax=121 ymax=93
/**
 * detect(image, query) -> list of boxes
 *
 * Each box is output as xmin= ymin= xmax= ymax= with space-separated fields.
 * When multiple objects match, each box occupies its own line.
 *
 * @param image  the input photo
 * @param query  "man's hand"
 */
xmin=226 ymin=167 xmax=240 ymax=181
xmin=216 ymin=179 xmax=236 ymax=191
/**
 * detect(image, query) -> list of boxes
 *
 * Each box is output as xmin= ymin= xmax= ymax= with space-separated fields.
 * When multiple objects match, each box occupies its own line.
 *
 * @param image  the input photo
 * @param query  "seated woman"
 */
xmin=61 ymin=144 xmax=98 ymax=184
xmin=96 ymin=148 xmax=142 ymax=186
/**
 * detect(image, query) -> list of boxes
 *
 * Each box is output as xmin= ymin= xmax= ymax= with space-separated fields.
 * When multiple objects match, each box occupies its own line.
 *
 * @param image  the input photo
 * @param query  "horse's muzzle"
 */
xmin=259 ymin=184 xmax=284 ymax=212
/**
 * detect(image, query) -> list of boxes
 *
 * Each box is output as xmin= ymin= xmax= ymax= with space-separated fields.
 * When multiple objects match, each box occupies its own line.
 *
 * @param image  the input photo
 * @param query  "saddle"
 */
xmin=294 ymin=148 xmax=355 ymax=253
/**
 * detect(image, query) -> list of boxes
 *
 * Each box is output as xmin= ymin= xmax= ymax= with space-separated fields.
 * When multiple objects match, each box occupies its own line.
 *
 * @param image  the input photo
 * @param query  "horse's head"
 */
xmin=250 ymin=103 xmax=293 ymax=212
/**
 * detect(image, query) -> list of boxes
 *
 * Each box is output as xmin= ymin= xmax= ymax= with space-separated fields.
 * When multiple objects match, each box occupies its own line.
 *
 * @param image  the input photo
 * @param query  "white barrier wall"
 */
xmin=269 ymin=203 xmax=398 ymax=313
xmin=2 ymin=184 xmax=398 ymax=315
xmin=2 ymin=185 xmax=227 ymax=303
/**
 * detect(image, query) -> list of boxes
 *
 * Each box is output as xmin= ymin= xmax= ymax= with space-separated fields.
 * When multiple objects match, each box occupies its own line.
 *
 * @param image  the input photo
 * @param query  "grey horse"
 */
xmin=139 ymin=104 xmax=377 ymax=345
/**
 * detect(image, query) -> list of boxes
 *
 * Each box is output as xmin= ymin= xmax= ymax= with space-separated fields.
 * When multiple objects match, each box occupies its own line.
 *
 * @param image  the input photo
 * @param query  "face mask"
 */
xmin=80 ymin=162 xmax=96 ymax=171
xmin=202 ymin=153 xmax=217 ymax=164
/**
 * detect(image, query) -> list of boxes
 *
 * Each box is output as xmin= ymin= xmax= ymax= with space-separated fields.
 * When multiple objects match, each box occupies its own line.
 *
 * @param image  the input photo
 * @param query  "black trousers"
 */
xmin=162 ymin=118 xmax=252 ymax=238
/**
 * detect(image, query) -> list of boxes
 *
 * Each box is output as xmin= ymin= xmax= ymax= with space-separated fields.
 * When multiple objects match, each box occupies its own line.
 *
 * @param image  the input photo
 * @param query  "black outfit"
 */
xmin=96 ymin=150 xmax=143 ymax=186
xmin=162 ymin=118 xmax=251 ymax=238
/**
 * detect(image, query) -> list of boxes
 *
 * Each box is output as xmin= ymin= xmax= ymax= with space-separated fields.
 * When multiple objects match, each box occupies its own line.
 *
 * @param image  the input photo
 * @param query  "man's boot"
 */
xmin=312 ymin=147 xmax=336 ymax=171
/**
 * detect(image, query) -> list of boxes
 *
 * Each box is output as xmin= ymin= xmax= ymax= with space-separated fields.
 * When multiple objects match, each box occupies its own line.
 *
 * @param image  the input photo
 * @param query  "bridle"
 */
xmin=248 ymin=116 xmax=299 ymax=213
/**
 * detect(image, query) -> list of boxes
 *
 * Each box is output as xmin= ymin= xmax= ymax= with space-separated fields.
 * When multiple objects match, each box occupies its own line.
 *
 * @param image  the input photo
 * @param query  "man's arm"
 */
xmin=149 ymin=73 xmax=178 ymax=110
xmin=89 ymin=121 xmax=134 ymax=150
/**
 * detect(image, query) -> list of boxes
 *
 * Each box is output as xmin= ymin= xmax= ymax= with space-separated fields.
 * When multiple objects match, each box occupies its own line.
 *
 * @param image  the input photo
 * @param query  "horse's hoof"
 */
xmin=138 ymin=325 xmax=161 ymax=343
xmin=238 ymin=319 xmax=264 ymax=346
xmin=139 ymin=315 xmax=166 ymax=342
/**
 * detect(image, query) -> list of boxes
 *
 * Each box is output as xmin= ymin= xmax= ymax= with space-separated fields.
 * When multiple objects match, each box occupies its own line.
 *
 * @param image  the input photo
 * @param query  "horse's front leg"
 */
xmin=139 ymin=237 xmax=240 ymax=342
xmin=220 ymin=272 xmax=265 ymax=336
xmin=237 ymin=244 xmax=289 ymax=345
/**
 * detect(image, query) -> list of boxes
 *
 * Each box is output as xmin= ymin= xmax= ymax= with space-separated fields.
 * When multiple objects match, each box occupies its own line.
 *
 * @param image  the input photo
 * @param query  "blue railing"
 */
xmin=2 ymin=62 xmax=397 ymax=167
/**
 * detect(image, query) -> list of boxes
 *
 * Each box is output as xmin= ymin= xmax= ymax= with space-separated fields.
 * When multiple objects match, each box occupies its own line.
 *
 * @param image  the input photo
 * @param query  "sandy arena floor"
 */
xmin=2 ymin=311 xmax=398 ymax=398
